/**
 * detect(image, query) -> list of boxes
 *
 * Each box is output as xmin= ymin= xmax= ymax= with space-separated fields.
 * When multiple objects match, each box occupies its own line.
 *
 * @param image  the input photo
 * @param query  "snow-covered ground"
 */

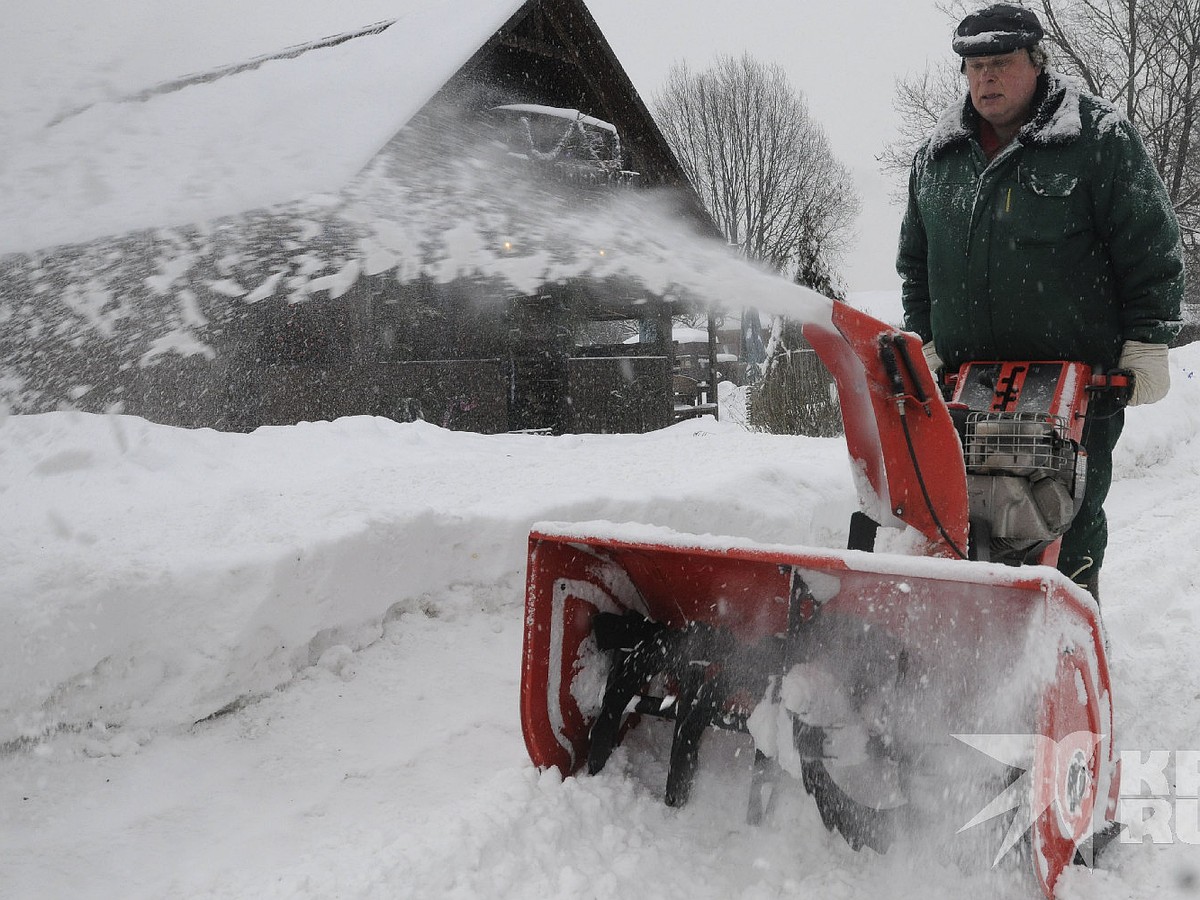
xmin=3 ymin=345 xmax=1200 ymax=899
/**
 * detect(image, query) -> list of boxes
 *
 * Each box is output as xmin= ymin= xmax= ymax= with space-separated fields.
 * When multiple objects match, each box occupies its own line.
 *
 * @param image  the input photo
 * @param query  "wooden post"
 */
xmin=706 ymin=308 xmax=720 ymax=419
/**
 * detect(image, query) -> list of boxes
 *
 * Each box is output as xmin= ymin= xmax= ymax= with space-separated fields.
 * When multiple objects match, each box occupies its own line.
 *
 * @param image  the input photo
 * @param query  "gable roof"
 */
xmin=3 ymin=0 xmax=631 ymax=255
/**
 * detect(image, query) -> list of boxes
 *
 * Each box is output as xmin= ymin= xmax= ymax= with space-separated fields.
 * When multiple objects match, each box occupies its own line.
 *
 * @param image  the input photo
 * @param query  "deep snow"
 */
xmin=3 ymin=343 xmax=1200 ymax=899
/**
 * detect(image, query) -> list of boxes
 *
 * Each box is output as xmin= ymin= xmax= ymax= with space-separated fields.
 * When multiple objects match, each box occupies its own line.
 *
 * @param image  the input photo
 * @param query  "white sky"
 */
xmin=589 ymin=0 xmax=959 ymax=292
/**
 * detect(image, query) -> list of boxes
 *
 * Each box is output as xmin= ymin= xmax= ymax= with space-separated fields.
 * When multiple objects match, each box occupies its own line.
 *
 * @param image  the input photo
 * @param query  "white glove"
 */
xmin=1118 ymin=340 xmax=1171 ymax=406
xmin=922 ymin=340 xmax=944 ymax=376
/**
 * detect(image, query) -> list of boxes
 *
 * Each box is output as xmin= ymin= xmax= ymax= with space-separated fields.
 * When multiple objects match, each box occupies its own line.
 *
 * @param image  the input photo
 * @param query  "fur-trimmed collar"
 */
xmin=925 ymin=70 xmax=1084 ymax=160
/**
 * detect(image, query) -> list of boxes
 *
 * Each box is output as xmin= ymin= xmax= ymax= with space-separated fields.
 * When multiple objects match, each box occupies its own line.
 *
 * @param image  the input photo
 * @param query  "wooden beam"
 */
xmin=495 ymin=33 xmax=574 ymax=65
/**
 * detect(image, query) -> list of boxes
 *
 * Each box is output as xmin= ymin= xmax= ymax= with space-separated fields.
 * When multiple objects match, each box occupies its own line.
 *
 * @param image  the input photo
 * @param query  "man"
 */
xmin=897 ymin=3 xmax=1184 ymax=598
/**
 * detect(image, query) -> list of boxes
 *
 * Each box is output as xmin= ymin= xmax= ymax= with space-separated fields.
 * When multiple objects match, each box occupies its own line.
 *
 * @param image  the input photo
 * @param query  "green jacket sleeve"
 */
xmin=1090 ymin=118 xmax=1184 ymax=345
xmin=897 ymin=153 xmax=933 ymax=343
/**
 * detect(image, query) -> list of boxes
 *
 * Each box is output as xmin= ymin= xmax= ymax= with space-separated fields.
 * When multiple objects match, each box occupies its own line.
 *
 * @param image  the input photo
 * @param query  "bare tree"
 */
xmin=654 ymin=54 xmax=857 ymax=430
xmin=653 ymin=54 xmax=860 ymax=292
xmin=879 ymin=64 xmax=963 ymax=197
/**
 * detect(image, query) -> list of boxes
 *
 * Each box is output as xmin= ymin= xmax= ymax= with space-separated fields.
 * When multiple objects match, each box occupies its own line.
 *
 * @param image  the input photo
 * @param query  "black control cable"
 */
xmin=879 ymin=334 xmax=970 ymax=561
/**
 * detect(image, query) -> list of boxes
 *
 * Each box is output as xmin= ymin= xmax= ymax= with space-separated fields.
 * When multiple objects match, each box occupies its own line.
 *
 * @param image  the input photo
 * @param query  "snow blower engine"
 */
xmin=952 ymin=361 xmax=1090 ymax=568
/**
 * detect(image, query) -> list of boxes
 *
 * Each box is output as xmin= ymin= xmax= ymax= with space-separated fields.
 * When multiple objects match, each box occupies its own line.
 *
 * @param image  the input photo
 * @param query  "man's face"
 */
xmin=965 ymin=49 xmax=1040 ymax=133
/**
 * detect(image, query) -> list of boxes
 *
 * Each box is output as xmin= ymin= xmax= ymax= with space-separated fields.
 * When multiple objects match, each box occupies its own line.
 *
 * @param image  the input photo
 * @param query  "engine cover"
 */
xmin=966 ymin=472 xmax=1075 ymax=542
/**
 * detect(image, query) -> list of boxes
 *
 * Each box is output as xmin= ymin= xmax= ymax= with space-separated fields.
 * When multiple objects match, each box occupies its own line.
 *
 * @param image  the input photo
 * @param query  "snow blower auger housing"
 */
xmin=520 ymin=300 xmax=1124 ymax=898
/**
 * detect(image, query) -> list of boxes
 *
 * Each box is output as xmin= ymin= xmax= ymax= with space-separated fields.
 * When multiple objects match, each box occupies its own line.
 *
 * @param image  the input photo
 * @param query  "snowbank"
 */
xmin=0 ymin=413 xmax=851 ymax=745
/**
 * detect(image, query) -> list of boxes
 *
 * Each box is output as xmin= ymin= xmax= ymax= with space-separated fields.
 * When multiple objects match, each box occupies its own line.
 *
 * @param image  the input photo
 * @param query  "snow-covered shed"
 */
xmin=0 ymin=0 xmax=719 ymax=433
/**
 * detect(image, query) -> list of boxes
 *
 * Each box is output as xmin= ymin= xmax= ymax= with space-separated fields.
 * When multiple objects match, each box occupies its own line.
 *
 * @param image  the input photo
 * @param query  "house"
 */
xmin=0 ymin=0 xmax=721 ymax=433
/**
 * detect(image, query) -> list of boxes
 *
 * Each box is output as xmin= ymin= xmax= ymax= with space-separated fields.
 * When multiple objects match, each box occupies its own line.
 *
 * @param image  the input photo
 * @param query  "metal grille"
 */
xmin=963 ymin=412 xmax=1069 ymax=477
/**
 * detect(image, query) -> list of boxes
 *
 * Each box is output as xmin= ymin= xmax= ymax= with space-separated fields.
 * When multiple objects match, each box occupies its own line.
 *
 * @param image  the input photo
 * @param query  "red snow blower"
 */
xmin=520 ymin=300 xmax=1124 ymax=897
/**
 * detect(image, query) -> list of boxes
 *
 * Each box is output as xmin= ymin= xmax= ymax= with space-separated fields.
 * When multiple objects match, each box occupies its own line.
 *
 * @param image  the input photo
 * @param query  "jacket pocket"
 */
xmin=1011 ymin=168 xmax=1085 ymax=246
xmin=1022 ymin=171 xmax=1078 ymax=197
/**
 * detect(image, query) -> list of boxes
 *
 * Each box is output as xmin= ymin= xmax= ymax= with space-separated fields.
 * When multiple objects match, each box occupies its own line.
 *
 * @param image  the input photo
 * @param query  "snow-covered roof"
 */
xmin=0 ymin=0 xmax=527 ymax=255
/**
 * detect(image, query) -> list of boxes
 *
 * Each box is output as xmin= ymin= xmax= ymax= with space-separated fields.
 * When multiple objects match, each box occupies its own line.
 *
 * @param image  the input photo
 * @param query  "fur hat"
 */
xmin=953 ymin=4 xmax=1044 ymax=57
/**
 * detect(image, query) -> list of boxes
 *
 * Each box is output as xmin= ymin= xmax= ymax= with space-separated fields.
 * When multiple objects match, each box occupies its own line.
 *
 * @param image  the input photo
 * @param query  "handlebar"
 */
xmin=941 ymin=365 xmax=1134 ymax=408
xmin=1088 ymin=370 xmax=1131 ymax=392
xmin=1087 ymin=370 xmax=1133 ymax=409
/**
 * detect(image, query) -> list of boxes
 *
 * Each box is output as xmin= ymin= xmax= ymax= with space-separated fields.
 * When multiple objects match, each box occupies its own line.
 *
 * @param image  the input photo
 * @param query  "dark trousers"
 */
xmin=1058 ymin=406 xmax=1124 ymax=584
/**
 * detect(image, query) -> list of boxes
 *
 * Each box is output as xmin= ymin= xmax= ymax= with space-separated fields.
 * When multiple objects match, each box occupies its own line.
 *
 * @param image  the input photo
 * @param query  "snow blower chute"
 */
xmin=520 ymin=299 xmax=1122 ymax=897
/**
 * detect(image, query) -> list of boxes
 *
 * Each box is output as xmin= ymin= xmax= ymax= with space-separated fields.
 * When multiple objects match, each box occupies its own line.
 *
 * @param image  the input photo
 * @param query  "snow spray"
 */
xmin=0 ymin=96 xmax=832 ymax=417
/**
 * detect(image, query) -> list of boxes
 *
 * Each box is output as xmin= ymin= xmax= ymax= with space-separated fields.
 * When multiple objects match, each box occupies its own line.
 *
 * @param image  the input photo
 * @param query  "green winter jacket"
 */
xmin=898 ymin=72 xmax=1183 ymax=370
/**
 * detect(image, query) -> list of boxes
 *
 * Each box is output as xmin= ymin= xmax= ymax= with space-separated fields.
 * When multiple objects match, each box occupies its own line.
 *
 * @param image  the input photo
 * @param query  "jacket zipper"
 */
xmin=967 ymin=142 xmax=1020 ymax=252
